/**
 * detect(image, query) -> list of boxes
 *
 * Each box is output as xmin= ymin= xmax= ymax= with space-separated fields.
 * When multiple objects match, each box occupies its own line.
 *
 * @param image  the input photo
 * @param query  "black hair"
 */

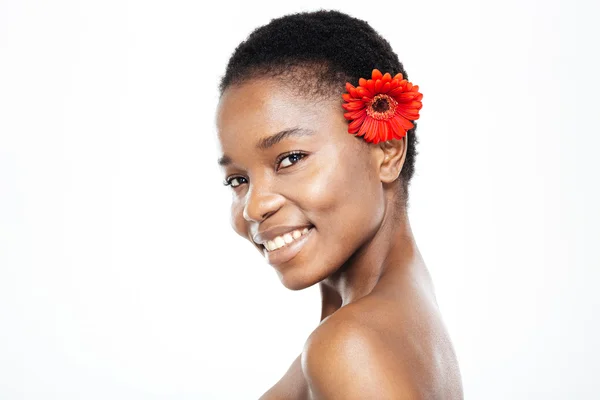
xmin=219 ymin=9 xmax=419 ymax=206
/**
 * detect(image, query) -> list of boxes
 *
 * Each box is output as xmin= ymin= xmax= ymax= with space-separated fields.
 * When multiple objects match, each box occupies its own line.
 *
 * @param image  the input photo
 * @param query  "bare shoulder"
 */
xmin=301 ymin=303 xmax=420 ymax=399
xmin=301 ymin=297 xmax=463 ymax=400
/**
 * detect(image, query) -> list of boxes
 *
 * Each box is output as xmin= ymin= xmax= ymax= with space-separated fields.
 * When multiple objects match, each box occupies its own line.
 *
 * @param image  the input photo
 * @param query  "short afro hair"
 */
xmin=219 ymin=9 xmax=419 ymax=206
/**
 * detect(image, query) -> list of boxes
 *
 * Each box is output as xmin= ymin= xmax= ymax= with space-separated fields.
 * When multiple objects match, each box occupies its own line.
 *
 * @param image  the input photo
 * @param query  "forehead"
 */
xmin=216 ymin=79 xmax=336 ymax=148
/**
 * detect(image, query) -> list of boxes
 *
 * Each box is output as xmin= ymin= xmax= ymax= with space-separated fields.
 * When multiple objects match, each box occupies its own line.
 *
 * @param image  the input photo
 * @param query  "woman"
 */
xmin=216 ymin=10 xmax=464 ymax=399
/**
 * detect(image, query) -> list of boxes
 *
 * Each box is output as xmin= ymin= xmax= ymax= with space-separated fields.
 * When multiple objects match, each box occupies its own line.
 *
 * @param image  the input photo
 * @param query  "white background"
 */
xmin=1 ymin=0 xmax=599 ymax=399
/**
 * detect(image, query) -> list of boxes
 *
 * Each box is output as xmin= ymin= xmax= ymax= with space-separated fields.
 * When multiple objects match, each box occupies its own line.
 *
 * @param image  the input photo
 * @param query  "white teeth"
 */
xmin=283 ymin=233 xmax=294 ymax=244
xmin=264 ymin=227 xmax=312 ymax=252
xmin=274 ymin=236 xmax=285 ymax=248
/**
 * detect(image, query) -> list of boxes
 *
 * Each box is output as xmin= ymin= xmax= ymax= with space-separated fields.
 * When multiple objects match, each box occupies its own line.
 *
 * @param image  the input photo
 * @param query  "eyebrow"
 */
xmin=217 ymin=127 xmax=314 ymax=167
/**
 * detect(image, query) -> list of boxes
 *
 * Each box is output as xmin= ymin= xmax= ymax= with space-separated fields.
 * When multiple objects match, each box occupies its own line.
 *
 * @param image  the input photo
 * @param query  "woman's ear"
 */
xmin=374 ymin=135 xmax=408 ymax=183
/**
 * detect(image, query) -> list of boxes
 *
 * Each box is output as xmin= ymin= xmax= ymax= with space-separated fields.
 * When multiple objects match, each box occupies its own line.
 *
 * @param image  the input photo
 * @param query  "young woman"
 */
xmin=216 ymin=10 xmax=463 ymax=399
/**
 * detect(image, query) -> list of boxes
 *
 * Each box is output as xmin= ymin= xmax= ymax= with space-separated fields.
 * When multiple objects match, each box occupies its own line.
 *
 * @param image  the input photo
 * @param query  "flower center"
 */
xmin=366 ymin=94 xmax=398 ymax=120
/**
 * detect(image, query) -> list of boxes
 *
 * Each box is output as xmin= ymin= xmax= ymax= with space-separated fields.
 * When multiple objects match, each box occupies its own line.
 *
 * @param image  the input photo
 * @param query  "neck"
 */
xmin=318 ymin=202 xmax=431 ymax=322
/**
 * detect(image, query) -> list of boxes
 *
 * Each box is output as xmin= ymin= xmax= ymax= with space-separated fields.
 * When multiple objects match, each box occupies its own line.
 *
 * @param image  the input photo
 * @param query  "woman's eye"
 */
xmin=278 ymin=152 xmax=306 ymax=169
xmin=223 ymin=153 xmax=306 ymax=189
xmin=224 ymin=176 xmax=247 ymax=188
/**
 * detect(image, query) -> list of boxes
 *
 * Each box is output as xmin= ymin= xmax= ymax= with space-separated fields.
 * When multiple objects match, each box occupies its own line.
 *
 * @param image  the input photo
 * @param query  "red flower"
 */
xmin=342 ymin=69 xmax=423 ymax=144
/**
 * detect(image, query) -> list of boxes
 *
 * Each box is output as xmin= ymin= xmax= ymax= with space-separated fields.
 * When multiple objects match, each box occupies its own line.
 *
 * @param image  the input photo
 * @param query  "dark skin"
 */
xmin=216 ymin=77 xmax=464 ymax=399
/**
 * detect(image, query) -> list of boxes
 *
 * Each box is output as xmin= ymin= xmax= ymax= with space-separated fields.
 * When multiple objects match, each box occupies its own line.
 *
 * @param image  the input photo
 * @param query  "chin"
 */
xmin=277 ymin=269 xmax=321 ymax=291
xmin=276 ymin=262 xmax=334 ymax=291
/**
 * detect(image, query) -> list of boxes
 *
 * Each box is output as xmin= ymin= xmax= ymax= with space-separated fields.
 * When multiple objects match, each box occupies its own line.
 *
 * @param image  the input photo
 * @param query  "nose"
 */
xmin=242 ymin=182 xmax=284 ymax=223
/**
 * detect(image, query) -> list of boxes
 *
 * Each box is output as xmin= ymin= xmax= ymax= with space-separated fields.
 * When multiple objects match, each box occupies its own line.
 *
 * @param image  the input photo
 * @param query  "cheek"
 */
xmin=299 ymin=148 xmax=382 ymax=226
xmin=294 ymin=149 xmax=384 ymax=271
xmin=230 ymin=199 xmax=247 ymax=238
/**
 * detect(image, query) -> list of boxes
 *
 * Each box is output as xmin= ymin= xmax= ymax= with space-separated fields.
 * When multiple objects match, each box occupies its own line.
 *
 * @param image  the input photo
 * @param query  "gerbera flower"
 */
xmin=342 ymin=69 xmax=423 ymax=144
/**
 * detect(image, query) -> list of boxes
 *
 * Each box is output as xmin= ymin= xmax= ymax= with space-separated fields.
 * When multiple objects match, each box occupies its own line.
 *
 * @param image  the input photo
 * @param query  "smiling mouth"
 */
xmin=262 ymin=226 xmax=314 ymax=252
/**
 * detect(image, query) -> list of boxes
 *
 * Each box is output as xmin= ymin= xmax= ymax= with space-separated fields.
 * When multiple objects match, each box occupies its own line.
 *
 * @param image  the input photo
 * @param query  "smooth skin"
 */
xmin=216 ymin=77 xmax=463 ymax=399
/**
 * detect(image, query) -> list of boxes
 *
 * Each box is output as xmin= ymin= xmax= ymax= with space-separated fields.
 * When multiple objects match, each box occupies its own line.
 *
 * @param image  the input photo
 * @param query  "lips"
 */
xmin=253 ymin=224 xmax=314 ymax=245
xmin=263 ymin=226 xmax=315 ymax=266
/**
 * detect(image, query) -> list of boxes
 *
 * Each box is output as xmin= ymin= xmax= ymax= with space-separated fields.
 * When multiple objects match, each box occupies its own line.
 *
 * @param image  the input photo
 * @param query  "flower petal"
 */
xmin=389 ymin=116 xmax=408 ymax=139
xmin=393 ymin=112 xmax=415 ymax=130
xmin=359 ymin=116 xmax=374 ymax=140
xmin=344 ymin=109 xmax=366 ymax=120
xmin=378 ymin=120 xmax=389 ymax=142
xmin=342 ymin=101 xmax=365 ymax=111
xmin=348 ymin=113 xmax=366 ymax=133
xmin=380 ymin=82 xmax=391 ymax=93
xmin=365 ymin=119 xmax=379 ymax=143
xmin=394 ymin=92 xmax=419 ymax=100
xmin=365 ymin=79 xmax=375 ymax=96
xmin=388 ymin=86 xmax=407 ymax=97
xmin=342 ymin=93 xmax=353 ymax=102
xmin=374 ymin=79 xmax=383 ymax=93
xmin=372 ymin=69 xmax=383 ymax=80
xmin=356 ymin=87 xmax=369 ymax=97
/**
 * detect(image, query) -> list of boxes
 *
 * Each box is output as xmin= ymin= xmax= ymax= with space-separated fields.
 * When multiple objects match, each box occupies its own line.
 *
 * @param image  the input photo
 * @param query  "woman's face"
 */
xmin=216 ymin=78 xmax=387 ymax=290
